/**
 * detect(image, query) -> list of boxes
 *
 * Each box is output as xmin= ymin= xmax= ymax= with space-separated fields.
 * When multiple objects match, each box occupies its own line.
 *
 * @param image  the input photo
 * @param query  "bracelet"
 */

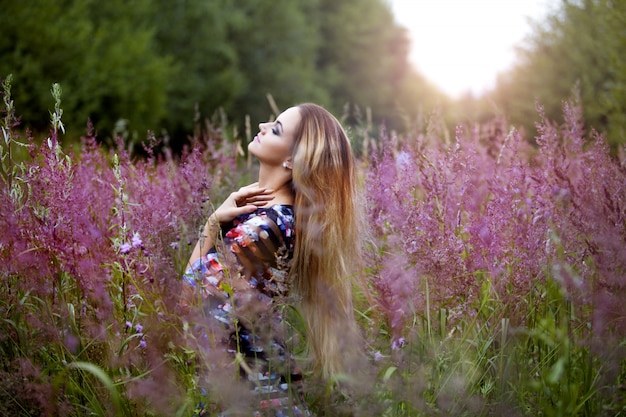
xmin=198 ymin=214 xmax=222 ymax=248
xmin=208 ymin=214 xmax=220 ymax=228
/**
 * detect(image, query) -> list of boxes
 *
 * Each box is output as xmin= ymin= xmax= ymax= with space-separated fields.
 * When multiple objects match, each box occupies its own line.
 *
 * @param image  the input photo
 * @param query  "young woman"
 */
xmin=181 ymin=103 xmax=362 ymax=413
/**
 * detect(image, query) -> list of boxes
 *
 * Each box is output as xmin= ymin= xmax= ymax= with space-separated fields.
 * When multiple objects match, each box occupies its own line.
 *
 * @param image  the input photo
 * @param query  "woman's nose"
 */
xmin=258 ymin=122 xmax=267 ymax=132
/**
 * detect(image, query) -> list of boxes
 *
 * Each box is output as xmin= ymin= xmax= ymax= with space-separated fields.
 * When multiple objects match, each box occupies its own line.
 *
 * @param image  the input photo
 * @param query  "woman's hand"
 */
xmin=211 ymin=182 xmax=274 ymax=225
xmin=187 ymin=183 xmax=273 ymax=270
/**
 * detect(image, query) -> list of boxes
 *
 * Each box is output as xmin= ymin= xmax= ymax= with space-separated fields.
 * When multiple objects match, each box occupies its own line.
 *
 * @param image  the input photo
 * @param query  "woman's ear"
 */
xmin=283 ymin=158 xmax=293 ymax=170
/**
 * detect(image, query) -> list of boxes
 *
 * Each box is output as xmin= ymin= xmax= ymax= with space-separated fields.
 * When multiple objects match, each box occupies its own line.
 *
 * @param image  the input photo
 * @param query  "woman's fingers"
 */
xmin=232 ymin=185 xmax=274 ymax=207
xmin=245 ymin=193 xmax=274 ymax=202
xmin=213 ymin=183 xmax=276 ymax=223
xmin=238 ymin=184 xmax=272 ymax=196
xmin=237 ymin=194 xmax=274 ymax=207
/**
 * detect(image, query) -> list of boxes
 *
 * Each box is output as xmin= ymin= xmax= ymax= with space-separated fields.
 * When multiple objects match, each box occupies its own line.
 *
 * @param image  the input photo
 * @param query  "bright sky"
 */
xmin=390 ymin=0 xmax=554 ymax=98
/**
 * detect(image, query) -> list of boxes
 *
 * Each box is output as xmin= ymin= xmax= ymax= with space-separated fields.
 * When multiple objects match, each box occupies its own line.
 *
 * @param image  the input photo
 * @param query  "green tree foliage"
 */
xmin=0 ymin=0 xmax=443 ymax=144
xmin=488 ymin=0 xmax=626 ymax=148
xmin=0 ymin=0 xmax=172 ymax=138
xmin=148 ymin=0 xmax=246 ymax=136
xmin=316 ymin=0 xmax=443 ymax=128
xmin=226 ymin=0 xmax=328 ymax=126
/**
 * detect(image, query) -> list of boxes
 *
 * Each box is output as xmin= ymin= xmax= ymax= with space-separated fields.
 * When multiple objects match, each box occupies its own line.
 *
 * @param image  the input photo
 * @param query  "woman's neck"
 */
xmin=257 ymin=165 xmax=294 ymax=206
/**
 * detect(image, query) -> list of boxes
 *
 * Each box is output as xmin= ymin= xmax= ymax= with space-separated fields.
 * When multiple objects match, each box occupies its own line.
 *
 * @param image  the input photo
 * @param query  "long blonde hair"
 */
xmin=290 ymin=103 xmax=362 ymax=381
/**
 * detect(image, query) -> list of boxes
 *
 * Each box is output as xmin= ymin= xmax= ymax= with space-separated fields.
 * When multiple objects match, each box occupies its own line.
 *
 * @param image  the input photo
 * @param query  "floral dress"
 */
xmin=183 ymin=205 xmax=309 ymax=416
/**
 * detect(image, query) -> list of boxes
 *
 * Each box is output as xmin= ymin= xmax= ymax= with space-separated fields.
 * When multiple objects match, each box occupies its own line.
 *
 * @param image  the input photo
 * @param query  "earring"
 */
xmin=282 ymin=162 xmax=288 ymax=169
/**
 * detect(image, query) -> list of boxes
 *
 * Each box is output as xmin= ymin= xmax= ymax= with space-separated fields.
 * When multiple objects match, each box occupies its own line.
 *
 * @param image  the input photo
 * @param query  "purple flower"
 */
xmin=135 ymin=323 xmax=143 ymax=333
xmin=391 ymin=337 xmax=406 ymax=350
xmin=139 ymin=338 xmax=147 ymax=349
xmin=64 ymin=332 xmax=80 ymax=355
xmin=125 ymin=321 xmax=132 ymax=329
xmin=131 ymin=232 xmax=143 ymax=248
xmin=120 ymin=243 xmax=132 ymax=254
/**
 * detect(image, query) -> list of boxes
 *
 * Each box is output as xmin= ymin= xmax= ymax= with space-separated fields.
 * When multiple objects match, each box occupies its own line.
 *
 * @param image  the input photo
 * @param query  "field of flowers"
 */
xmin=1 ymin=76 xmax=625 ymax=416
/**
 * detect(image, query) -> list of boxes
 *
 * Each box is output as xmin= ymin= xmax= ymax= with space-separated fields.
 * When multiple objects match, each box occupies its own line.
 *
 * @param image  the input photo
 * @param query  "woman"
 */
xmin=181 ymin=103 xmax=362 ymax=414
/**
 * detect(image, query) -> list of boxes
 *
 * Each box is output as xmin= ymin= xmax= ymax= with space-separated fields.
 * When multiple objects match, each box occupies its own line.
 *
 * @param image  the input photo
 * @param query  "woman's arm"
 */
xmin=186 ymin=213 xmax=221 ymax=269
xmin=179 ymin=184 xmax=276 ymax=310
xmin=186 ymin=183 xmax=275 ymax=269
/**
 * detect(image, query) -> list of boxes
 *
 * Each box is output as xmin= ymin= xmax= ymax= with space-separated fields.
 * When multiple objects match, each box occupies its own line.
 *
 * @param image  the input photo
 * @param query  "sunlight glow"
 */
xmin=390 ymin=0 xmax=554 ymax=98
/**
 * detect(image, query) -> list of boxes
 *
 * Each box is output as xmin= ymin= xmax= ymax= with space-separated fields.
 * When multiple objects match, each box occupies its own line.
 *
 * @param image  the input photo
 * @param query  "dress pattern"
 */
xmin=183 ymin=205 xmax=309 ymax=416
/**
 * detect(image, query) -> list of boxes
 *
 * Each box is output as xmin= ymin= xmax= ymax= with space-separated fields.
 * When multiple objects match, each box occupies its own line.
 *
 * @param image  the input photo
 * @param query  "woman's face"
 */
xmin=248 ymin=106 xmax=301 ymax=168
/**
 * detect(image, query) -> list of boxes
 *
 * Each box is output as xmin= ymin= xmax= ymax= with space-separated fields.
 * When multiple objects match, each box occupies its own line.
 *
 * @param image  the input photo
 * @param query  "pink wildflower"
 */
xmin=131 ymin=232 xmax=143 ymax=248
xmin=391 ymin=337 xmax=406 ymax=350
xmin=120 ymin=243 xmax=132 ymax=254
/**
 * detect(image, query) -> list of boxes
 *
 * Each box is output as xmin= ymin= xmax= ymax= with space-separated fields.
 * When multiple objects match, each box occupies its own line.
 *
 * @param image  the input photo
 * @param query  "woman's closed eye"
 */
xmin=271 ymin=120 xmax=283 ymax=136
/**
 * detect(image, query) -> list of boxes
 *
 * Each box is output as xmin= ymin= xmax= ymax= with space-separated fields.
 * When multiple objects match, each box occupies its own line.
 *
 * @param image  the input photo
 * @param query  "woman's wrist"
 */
xmin=203 ymin=213 xmax=221 ymax=235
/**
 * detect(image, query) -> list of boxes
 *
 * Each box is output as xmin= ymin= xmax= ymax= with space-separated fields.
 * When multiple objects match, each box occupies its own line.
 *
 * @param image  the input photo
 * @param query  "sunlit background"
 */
xmin=391 ymin=0 xmax=553 ymax=97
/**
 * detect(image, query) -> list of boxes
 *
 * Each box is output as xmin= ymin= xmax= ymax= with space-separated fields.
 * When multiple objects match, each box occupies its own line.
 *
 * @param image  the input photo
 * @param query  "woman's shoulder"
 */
xmin=267 ymin=204 xmax=295 ymax=232
xmin=267 ymin=203 xmax=294 ymax=218
xmin=226 ymin=204 xmax=295 ymax=252
xmin=244 ymin=204 xmax=293 ymax=219
xmin=232 ymin=204 xmax=294 ymax=229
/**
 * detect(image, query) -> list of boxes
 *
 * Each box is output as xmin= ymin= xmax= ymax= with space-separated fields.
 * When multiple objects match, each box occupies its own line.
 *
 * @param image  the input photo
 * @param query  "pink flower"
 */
xmin=120 ymin=243 xmax=132 ymax=254
xmin=391 ymin=337 xmax=406 ymax=350
xmin=131 ymin=232 xmax=143 ymax=248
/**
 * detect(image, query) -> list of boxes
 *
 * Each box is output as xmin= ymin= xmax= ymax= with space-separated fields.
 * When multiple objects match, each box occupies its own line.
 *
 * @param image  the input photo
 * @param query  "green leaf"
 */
xmin=68 ymin=361 xmax=123 ymax=414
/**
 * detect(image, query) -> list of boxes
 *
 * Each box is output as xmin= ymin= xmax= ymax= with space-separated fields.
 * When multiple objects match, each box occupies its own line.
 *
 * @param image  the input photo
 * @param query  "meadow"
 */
xmin=1 ymin=76 xmax=625 ymax=416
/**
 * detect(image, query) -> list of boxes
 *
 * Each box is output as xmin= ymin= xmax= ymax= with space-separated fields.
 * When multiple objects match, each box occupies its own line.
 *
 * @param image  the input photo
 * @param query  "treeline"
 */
xmin=482 ymin=0 xmax=626 ymax=149
xmin=2 ymin=1 xmax=624 ymax=149
xmin=0 ymin=0 xmax=444 ymax=145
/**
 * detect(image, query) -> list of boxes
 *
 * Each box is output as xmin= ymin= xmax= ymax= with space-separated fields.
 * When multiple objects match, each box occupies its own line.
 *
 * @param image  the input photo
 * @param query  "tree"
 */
xmin=0 ymin=0 xmax=172 ymax=139
xmin=316 ymin=0 xmax=406 ymax=125
xmin=0 ymin=0 xmax=444 ymax=145
xmin=148 ymin=0 xmax=246 ymax=137
xmin=488 ymin=0 xmax=626 ymax=148
xmin=225 ymin=0 xmax=327 ymax=127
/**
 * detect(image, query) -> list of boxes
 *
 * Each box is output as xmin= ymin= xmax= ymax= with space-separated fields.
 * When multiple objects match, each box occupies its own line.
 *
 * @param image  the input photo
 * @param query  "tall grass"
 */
xmin=1 ymin=75 xmax=625 ymax=416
